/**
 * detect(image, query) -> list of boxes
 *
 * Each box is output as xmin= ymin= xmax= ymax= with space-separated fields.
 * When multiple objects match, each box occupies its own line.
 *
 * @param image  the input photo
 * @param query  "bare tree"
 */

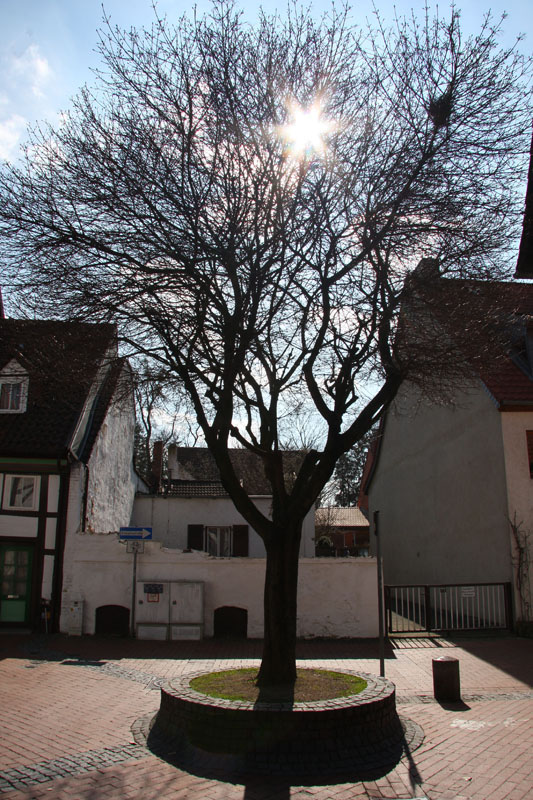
xmin=509 ymin=514 xmax=532 ymax=627
xmin=133 ymin=359 xmax=191 ymax=483
xmin=334 ymin=430 xmax=376 ymax=506
xmin=0 ymin=1 xmax=531 ymax=685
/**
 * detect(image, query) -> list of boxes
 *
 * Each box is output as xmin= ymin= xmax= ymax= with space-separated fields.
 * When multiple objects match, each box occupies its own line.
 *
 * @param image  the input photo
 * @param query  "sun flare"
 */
xmin=280 ymin=102 xmax=334 ymax=158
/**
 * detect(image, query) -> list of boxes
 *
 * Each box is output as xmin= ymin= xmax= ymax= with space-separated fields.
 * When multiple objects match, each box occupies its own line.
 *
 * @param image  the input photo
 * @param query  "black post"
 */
xmin=425 ymin=584 xmax=431 ymax=631
xmin=374 ymin=510 xmax=385 ymax=677
xmin=130 ymin=543 xmax=139 ymax=637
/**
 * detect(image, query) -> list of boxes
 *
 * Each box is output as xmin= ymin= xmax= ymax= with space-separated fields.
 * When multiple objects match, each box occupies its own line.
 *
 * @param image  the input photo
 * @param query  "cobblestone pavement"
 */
xmin=0 ymin=633 xmax=531 ymax=799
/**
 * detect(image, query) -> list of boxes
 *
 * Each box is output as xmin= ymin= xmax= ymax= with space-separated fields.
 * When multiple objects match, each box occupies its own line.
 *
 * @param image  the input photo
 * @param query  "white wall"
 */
xmin=85 ymin=392 xmax=137 ymax=534
xmin=369 ymin=381 xmax=513 ymax=585
xmin=61 ymin=391 xmax=137 ymax=628
xmin=131 ymin=494 xmax=316 ymax=557
xmin=59 ymin=533 xmax=378 ymax=638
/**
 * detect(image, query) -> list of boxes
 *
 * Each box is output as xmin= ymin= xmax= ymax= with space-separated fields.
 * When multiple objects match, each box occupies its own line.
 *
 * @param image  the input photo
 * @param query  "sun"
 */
xmin=280 ymin=102 xmax=334 ymax=158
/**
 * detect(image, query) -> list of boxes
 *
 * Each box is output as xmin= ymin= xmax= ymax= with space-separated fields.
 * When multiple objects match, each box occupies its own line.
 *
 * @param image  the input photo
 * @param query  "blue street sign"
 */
xmin=119 ymin=527 xmax=153 ymax=540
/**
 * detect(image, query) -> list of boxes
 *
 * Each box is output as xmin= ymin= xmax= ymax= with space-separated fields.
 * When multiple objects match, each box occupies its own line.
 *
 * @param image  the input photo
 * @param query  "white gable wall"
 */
xmin=84 ymin=394 xmax=137 ymax=534
xmin=369 ymin=380 xmax=513 ymax=586
xmin=60 ymin=391 xmax=137 ymax=630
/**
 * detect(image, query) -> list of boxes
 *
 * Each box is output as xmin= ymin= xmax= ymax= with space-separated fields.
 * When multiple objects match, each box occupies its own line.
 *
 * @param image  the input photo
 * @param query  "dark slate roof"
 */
xmin=168 ymin=446 xmax=305 ymax=496
xmin=0 ymin=319 xmax=119 ymax=460
xmin=166 ymin=480 xmax=229 ymax=498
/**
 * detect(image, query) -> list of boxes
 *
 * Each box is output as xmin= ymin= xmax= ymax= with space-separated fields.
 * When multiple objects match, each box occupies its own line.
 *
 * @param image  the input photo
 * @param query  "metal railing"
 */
xmin=385 ymin=582 xmax=512 ymax=634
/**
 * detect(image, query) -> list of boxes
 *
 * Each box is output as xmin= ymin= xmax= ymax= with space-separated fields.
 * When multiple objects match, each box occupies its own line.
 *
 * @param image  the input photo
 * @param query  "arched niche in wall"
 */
xmin=213 ymin=606 xmax=248 ymax=638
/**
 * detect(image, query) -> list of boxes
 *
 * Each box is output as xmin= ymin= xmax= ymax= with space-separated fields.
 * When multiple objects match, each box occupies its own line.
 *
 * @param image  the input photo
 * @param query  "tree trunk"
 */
xmin=256 ymin=520 xmax=302 ymax=687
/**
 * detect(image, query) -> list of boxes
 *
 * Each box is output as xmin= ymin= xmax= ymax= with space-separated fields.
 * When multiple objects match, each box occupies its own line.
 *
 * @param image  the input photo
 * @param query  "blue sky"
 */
xmin=0 ymin=0 xmax=531 ymax=161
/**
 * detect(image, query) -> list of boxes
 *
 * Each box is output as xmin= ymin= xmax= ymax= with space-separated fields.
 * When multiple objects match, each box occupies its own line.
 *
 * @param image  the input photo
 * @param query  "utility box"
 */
xmin=135 ymin=581 xmax=169 ymax=640
xmin=135 ymin=580 xmax=204 ymax=640
xmin=170 ymin=581 xmax=204 ymax=640
xmin=67 ymin=599 xmax=84 ymax=636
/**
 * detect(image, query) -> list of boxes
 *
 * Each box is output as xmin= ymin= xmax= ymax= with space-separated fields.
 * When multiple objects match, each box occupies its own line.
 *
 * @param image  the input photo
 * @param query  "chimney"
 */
xmin=515 ymin=123 xmax=533 ymax=279
xmin=150 ymin=440 xmax=164 ymax=492
xmin=167 ymin=443 xmax=179 ymax=480
xmin=414 ymin=257 xmax=440 ymax=282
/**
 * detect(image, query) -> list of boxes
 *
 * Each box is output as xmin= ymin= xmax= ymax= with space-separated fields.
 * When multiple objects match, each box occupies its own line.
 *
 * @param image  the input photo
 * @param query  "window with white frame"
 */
xmin=3 ymin=475 xmax=40 ymax=511
xmin=0 ymin=360 xmax=29 ymax=413
xmin=205 ymin=526 xmax=232 ymax=557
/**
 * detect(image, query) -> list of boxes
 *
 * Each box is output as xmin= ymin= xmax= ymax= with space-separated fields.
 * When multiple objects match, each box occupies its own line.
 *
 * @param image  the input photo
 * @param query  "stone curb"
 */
xmin=0 ymin=744 xmax=146 ymax=794
xmin=167 ymin=668 xmax=394 ymax=711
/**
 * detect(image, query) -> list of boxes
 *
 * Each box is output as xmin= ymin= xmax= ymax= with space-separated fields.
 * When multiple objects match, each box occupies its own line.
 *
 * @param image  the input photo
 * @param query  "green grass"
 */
xmin=190 ymin=667 xmax=367 ymax=702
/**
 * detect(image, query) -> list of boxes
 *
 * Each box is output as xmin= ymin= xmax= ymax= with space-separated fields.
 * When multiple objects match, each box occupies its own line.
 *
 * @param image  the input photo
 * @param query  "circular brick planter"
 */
xmin=154 ymin=669 xmax=405 ymax=758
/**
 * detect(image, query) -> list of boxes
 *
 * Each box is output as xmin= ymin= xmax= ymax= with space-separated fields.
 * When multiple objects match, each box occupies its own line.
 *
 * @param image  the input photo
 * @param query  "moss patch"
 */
xmin=189 ymin=668 xmax=367 ymax=702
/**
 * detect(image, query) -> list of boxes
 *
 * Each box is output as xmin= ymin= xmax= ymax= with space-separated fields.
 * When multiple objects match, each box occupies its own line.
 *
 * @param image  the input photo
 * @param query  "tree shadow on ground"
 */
xmin=141 ymin=711 xmax=422 ymax=789
xmin=17 ymin=632 xmax=399 ymax=663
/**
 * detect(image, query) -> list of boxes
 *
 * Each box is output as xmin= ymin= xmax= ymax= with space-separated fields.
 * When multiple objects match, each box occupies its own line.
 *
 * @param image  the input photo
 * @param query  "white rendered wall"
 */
xmin=60 ymin=393 xmax=137 ymax=629
xmin=369 ymin=381 xmax=513 ymax=586
xmin=85 ymin=394 xmax=137 ymax=534
xmin=131 ymin=495 xmax=316 ymax=557
xmin=500 ymin=410 xmax=533 ymax=621
xmin=59 ymin=532 xmax=378 ymax=638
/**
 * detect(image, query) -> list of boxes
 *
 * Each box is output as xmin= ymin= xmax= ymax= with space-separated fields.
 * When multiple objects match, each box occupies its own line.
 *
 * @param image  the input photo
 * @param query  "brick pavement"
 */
xmin=0 ymin=632 xmax=531 ymax=799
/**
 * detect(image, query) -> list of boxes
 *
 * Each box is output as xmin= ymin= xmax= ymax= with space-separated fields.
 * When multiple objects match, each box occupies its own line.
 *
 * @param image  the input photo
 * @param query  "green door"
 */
xmin=0 ymin=545 xmax=34 ymax=623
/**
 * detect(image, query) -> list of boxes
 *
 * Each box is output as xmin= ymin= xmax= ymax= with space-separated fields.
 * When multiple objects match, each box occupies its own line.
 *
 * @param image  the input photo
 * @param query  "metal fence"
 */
xmin=385 ymin=583 xmax=512 ymax=634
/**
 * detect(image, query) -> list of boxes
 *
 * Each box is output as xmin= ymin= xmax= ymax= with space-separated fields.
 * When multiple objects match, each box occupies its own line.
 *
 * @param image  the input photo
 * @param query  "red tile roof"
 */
xmin=465 ymin=280 xmax=533 ymax=407
xmin=410 ymin=276 xmax=533 ymax=408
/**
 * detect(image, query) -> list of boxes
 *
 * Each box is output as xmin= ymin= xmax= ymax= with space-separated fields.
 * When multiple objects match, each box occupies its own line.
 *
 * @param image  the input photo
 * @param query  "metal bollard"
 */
xmin=432 ymin=656 xmax=461 ymax=702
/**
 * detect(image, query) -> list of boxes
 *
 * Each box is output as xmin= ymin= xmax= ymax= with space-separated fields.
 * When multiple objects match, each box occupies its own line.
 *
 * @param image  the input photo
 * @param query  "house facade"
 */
xmin=315 ymin=506 xmax=370 ymax=557
xmin=66 ymin=444 xmax=378 ymax=640
xmin=1 ymin=317 xmax=378 ymax=639
xmin=365 ymin=280 xmax=533 ymax=628
xmin=0 ymin=319 xmax=137 ymax=632
xmin=132 ymin=445 xmax=316 ymax=558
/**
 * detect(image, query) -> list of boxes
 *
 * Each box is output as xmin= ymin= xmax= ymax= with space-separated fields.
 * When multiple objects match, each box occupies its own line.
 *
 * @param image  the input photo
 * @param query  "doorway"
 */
xmin=0 ymin=544 xmax=34 ymax=624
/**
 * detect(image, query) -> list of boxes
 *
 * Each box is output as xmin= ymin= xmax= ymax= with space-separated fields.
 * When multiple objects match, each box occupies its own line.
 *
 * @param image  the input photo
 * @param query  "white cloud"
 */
xmin=0 ymin=113 xmax=27 ymax=161
xmin=11 ymin=44 xmax=53 ymax=99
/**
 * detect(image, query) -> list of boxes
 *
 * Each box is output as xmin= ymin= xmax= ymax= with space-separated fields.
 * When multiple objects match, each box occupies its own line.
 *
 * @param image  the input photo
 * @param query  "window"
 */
xmin=3 ymin=476 xmax=40 ymax=511
xmin=187 ymin=524 xmax=249 ymax=557
xmin=205 ymin=526 xmax=232 ymax=557
xmin=527 ymin=431 xmax=533 ymax=479
xmin=0 ymin=360 xmax=28 ymax=414
xmin=0 ymin=381 xmax=22 ymax=411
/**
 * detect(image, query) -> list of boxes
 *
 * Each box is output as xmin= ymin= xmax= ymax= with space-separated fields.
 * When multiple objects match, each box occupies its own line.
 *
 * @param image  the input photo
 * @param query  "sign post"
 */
xmin=373 ymin=510 xmax=385 ymax=677
xmin=119 ymin=528 xmax=153 ymax=637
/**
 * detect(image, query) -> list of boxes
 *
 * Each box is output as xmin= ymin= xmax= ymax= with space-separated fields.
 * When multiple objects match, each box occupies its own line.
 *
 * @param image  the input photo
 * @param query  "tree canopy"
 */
xmin=0 ymin=1 xmax=531 ymax=684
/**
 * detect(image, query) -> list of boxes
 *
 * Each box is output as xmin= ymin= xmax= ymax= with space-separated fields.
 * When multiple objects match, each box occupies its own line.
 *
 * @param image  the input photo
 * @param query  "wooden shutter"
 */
xmin=232 ymin=525 xmax=249 ymax=557
xmin=527 ymin=431 xmax=533 ymax=478
xmin=187 ymin=524 xmax=204 ymax=550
